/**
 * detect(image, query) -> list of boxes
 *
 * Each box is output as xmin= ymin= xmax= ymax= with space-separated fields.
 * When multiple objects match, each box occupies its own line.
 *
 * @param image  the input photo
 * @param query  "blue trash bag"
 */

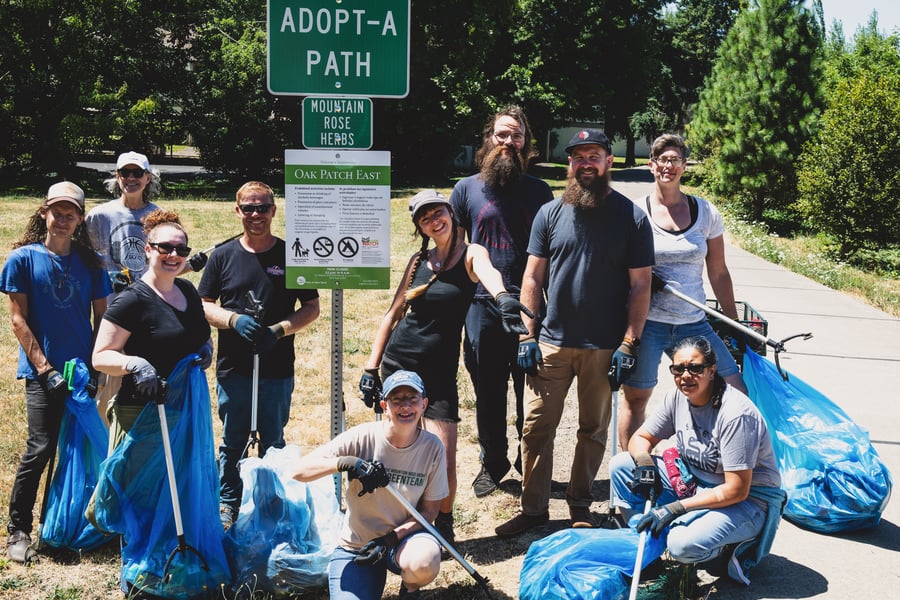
xmin=520 ymin=525 xmax=667 ymax=600
xmin=40 ymin=358 xmax=109 ymax=551
xmin=93 ymin=355 xmax=231 ymax=598
xmin=225 ymin=445 xmax=341 ymax=596
xmin=743 ymin=348 xmax=893 ymax=533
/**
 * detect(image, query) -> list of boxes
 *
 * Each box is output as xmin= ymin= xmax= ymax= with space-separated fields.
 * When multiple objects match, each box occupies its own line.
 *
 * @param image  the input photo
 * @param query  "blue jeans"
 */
xmin=328 ymin=533 xmax=434 ymax=599
xmin=624 ymin=319 xmax=740 ymax=389
xmin=216 ymin=373 xmax=293 ymax=510
xmin=609 ymin=452 xmax=766 ymax=563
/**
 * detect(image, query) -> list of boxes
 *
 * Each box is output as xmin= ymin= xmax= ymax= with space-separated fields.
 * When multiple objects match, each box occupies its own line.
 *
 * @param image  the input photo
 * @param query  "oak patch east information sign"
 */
xmin=284 ymin=149 xmax=391 ymax=289
xmin=267 ymin=0 xmax=410 ymax=97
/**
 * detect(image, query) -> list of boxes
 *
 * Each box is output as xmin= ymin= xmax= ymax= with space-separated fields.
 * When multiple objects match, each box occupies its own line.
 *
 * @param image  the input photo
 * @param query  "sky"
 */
xmin=818 ymin=0 xmax=899 ymax=40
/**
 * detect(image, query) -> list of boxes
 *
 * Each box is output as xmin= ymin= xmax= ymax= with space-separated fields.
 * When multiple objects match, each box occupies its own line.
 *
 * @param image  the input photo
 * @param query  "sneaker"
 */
xmin=220 ymin=505 xmax=237 ymax=531
xmin=569 ymin=505 xmax=597 ymax=528
xmin=6 ymin=530 xmax=32 ymax=564
xmin=494 ymin=511 xmax=549 ymax=538
xmin=398 ymin=583 xmax=422 ymax=599
xmin=472 ymin=467 xmax=499 ymax=498
xmin=433 ymin=511 xmax=455 ymax=561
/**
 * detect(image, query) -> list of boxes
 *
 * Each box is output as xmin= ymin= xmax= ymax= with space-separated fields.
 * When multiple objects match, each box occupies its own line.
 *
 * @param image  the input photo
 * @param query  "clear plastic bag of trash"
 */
xmin=225 ymin=445 xmax=342 ymax=596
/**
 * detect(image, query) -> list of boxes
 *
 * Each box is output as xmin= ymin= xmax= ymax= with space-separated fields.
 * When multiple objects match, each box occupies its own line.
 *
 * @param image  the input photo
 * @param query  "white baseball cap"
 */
xmin=115 ymin=151 xmax=151 ymax=172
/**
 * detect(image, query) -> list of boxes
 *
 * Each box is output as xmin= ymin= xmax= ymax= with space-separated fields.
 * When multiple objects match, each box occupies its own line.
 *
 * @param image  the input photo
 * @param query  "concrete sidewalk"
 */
xmin=612 ymin=171 xmax=898 ymax=599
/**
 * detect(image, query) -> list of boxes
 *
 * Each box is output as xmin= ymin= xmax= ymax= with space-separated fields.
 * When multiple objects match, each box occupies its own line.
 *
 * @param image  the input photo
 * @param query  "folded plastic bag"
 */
xmin=225 ymin=445 xmax=341 ymax=596
xmin=520 ymin=526 xmax=667 ymax=600
xmin=743 ymin=349 xmax=892 ymax=533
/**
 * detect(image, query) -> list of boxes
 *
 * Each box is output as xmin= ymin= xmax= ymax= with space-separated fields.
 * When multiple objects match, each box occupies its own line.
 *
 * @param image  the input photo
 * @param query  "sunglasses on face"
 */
xmin=118 ymin=167 xmax=146 ymax=178
xmin=669 ymin=363 xmax=710 ymax=376
xmin=238 ymin=203 xmax=274 ymax=215
xmin=149 ymin=242 xmax=192 ymax=257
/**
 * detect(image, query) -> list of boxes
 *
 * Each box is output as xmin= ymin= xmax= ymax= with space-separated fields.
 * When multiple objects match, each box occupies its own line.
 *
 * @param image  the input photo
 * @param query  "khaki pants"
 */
xmin=520 ymin=342 xmax=614 ymax=514
xmin=94 ymin=373 xmax=122 ymax=428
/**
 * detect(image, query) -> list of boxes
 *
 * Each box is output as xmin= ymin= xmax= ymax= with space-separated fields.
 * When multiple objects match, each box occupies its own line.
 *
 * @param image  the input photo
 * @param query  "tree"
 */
xmin=687 ymin=0 xmax=824 ymax=220
xmin=0 ymin=1 xmax=202 ymax=179
xmin=795 ymin=27 xmax=900 ymax=258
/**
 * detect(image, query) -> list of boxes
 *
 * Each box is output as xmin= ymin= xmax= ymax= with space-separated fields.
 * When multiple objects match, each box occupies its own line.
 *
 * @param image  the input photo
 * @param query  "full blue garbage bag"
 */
xmin=93 ymin=355 xmax=231 ymax=598
xmin=743 ymin=349 xmax=892 ymax=533
xmin=40 ymin=358 xmax=109 ymax=551
xmin=520 ymin=526 xmax=667 ymax=600
xmin=225 ymin=445 xmax=341 ymax=596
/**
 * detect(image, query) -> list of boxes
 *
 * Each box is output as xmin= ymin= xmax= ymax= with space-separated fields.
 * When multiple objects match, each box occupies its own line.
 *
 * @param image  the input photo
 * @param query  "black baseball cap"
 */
xmin=565 ymin=129 xmax=612 ymax=154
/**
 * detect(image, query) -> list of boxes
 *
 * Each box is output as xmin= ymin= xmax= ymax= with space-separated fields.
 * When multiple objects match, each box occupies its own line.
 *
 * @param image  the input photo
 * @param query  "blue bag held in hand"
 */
xmin=743 ymin=348 xmax=892 ymax=533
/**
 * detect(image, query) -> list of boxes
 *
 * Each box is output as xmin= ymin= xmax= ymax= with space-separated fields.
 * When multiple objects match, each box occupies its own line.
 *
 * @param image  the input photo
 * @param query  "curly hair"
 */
xmin=474 ymin=105 xmax=539 ymax=168
xmin=12 ymin=206 xmax=103 ymax=269
xmin=143 ymin=209 xmax=188 ymax=244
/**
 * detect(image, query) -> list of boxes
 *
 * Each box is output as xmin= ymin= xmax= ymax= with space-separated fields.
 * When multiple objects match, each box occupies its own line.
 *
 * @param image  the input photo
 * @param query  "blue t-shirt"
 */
xmin=0 ymin=243 xmax=112 ymax=379
xmin=527 ymin=190 xmax=655 ymax=348
xmin=450 ymin=174 xmax=552 ymax=298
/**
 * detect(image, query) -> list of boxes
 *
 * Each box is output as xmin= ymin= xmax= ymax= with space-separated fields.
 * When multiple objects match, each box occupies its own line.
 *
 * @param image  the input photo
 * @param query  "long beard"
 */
xmin=560 ymin=169 xmax=611 ymax=209
xmin=480 ymin=144 xmax=526 ymax=192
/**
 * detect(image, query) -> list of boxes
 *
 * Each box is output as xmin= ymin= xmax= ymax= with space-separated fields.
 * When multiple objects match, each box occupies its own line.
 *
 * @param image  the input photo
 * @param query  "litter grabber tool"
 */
xmin=652 ymin=274 xmax=812 ymax=378
xmin=383 ymin=483 xmax=497 ymax=599
xmin=599 ymin=389 xmax=622 ymax=528
xmin=241 ymin=290 xmax=265 ymax=458
xmin=198 ymin=233 xmax=241 ymax=256
xmin=628 ymin=498 xmax=654 ymax=600
xmin=188 ymin=233 xmax=242 ymax=271
xmin=155 ymin=378 xmax=209 ymax=581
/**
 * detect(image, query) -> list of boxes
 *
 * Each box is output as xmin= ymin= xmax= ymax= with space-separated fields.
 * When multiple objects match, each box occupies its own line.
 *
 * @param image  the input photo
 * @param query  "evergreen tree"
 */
xmin=687 ymin=0 xmax=823 ymax=220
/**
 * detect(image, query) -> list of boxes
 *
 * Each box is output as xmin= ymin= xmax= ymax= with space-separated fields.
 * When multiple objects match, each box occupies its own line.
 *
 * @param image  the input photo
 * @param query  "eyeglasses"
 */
xmin=653 ymin=156 xmax=685 ymax=167
xmin=118 ymin=167 xmax=146 ymax=178
xmin=669 ymin=363 xmax=710 ymax=376
xmin=149 ymin=242 xmax=192 ymax=257
xmin=493 ymin=131 xmax=525 ymax=143
xmin=238 ymin=203 xmax=274 ymax=215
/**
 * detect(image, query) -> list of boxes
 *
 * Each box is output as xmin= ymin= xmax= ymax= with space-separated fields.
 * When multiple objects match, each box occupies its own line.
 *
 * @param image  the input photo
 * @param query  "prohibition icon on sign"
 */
xmin=313 ymin=237 xmax=334 ymax=257
xmin=338 ymin=237 xmax=359 ymax=258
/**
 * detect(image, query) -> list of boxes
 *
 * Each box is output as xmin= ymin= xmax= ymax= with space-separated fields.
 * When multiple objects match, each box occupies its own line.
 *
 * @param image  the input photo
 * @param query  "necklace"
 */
xmin=42 ymin=243 xmax=72 ymax=290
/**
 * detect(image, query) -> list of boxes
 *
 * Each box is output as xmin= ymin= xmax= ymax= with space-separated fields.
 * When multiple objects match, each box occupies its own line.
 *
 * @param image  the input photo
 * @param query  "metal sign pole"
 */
xmin=331 ymin=289 xmax=345 ymax=503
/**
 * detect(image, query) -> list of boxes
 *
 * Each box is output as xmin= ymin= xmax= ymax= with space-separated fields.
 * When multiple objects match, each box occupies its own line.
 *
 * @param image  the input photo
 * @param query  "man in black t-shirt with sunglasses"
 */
xmin=199 ymin=181 xmax=320 ymax=529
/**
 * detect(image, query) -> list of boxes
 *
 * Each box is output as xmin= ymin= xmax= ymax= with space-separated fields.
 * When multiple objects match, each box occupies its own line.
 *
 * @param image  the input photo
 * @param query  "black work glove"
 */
xmin=231 ymin=314 xmax=265 ymax=345
xmin=39 ymin=369 xmax=68 ymax=402
xmin=337 ymin=457 xmax=390 ymax=496
xmin=359 ymin=369 xmax=382 ymax=409
xmin=636 ymin=501 xmax=686 ymax=537
xmin=188 ymin=252 xmax=208 ymax=272
xmin=353 ymin=530 xmax=399 ymax=566
xmin=253 ymin=325 xmax=279 ymax=354
xmin=125 ymin=356 xmax=159 ymax=400
xmin=628 ymin=452 xmax=662 ymax=501
xmin=197 ymin=342 xmax=214 ymax=370
xmin=517 ymin=338 xmax=542 ymax=375
xmin=494 ymin=292 xmax=532 ymax=335
xmin=109 ymin=270 xmax=131 ymax=293
xmin=608 ymin=338 xmax=639 ymax=391
xmin=86 ymin=369 xmax=99 ymax=399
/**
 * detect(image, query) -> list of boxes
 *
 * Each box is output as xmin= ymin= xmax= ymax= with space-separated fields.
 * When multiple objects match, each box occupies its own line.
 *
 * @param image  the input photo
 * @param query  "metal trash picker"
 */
xmin=155 ymin=378 xmax=209 ymax=581
xmin=628 ymin=498 xmax=655 ymax=600
xmin=241 ymin=290 xmax=265 ymax=458
xmin=383 ymin=483 xmax=497 ymax=599
xmin=653 ymin=275 xmax=812 ymax=378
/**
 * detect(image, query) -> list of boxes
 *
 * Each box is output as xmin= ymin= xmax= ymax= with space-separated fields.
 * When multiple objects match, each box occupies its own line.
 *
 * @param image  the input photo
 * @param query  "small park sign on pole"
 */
xmin=267 ymin=0 xmax=410 ymax=97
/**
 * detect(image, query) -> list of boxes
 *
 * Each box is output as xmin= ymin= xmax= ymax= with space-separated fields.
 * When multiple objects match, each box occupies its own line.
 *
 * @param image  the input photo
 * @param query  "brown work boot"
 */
xmin=569 ymin=505 xmax=597 ymax=528
xmin=494 ymin=511 xmax=549 ymax=538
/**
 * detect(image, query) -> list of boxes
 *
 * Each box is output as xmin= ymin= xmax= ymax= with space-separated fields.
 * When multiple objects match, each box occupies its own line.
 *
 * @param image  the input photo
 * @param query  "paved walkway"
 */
xmin=611 ymin=168 xmax=899 ymax=599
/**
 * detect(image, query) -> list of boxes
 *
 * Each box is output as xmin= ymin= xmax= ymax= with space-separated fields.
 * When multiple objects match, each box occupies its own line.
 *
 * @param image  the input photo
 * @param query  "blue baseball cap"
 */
xmin=382 ymin=370 xmax=426 ymax=397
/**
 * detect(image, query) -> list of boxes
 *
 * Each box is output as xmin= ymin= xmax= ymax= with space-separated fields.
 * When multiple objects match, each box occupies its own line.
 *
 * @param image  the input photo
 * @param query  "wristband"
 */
xmin=228 ymin=313 xmax=238 ymax=329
